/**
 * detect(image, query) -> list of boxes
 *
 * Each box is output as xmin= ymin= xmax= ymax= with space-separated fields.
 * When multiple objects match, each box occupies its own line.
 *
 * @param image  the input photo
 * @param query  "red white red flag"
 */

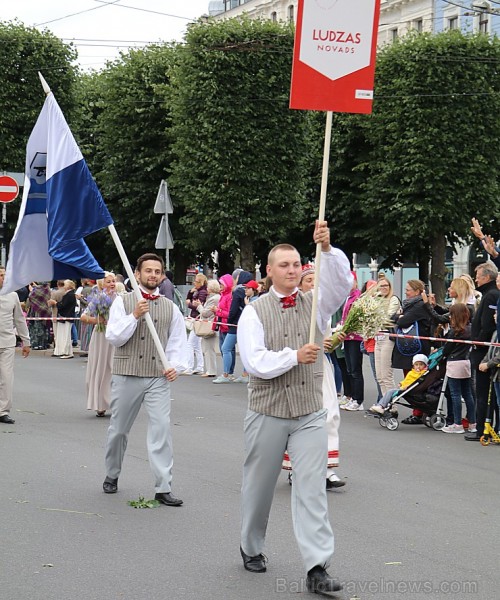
xmin=290 ymin=0 xmax=381 ymax=113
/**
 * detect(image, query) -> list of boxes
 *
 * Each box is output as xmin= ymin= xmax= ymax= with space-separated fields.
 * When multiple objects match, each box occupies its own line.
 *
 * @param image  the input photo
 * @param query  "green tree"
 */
xmin=329 ymin=31 xmax=500 ymax=301
xmin=77 ymin=45 xmax=185 ymax=274
xmin=0 ymin=21 xmax=78 ymax=172
xmin=169 ymin=17 xmax=311 ymax=271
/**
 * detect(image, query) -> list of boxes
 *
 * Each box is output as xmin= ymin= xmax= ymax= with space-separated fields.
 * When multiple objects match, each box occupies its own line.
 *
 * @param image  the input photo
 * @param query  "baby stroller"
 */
xmin=370 ymin=348 xmax=448 ymax=431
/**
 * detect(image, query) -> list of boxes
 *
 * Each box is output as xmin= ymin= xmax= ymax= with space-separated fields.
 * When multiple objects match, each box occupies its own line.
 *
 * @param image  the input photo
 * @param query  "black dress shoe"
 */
xmin=464 ymin=433 xmax=481 ymax=441
xmin=326 ymin=478 xmax=346 ymax=490
xmin=154 ymin=492 xmax=183 ymax=507
xmin=306 ymin=566 xmax=343 ymax=593
xmin=0 ymin=415 xmax=15 ymax=424
xmin=102 ymin=476 xmax=118 ymax=494
xmin=240 ymin=546 xmax=267 ymax=573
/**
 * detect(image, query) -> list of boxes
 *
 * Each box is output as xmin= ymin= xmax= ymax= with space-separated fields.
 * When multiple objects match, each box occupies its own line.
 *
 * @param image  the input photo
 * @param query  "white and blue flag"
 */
xmin=2 ymin=92 xmax=113 ymax=294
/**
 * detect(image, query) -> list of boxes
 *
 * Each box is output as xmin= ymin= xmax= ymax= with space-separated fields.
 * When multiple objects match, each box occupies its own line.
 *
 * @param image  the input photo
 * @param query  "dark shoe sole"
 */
xmin=306 ymin=579 xmax=343 ymax=593
xmin=156 ymin=498 xmax=183 ymax=507
xmin=240 ymin=546 xmax=267 ymax=573
xmin=326 ymin=479 xmax=346 ymax=489
xmin=103 ymin=478 xmax=118 ymax=494
xmin=154 ymin=493 xmax=183 ymax=507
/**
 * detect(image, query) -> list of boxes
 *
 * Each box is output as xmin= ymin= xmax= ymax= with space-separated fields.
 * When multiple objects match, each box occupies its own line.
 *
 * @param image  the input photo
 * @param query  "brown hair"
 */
xmin=136 ymin=253 xmax=165 ymax=273
xmin=449 ymin=303 xmax=469 ymax=335
xmin=406 ymin=279 xmax=425 ymax=293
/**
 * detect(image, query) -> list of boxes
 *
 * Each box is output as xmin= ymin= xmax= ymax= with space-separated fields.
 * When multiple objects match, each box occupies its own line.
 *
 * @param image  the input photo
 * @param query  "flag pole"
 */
xmin=37 ymin=73 xmax=171 ymax=371
xmin=309 ymin=110 xmax=333 ymax=344
xmin=107 ymin=224 xmax=172 ymax=371
xmin=38 ymin=72 xmax=51 ymax=95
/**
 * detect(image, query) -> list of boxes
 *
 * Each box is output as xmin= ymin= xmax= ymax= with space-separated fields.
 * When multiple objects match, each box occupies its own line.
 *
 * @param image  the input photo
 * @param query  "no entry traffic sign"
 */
xmin=0 ymin=175 xmax=19 ymax=203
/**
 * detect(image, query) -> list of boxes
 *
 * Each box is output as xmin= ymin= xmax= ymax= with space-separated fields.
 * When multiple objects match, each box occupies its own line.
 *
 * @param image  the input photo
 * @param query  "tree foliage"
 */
xmin=75 ymin=45 xmax=179 ymax=272
xmin=328 ymin=32 xmax=500 ymax=297
xmin=168 ymin=17 xmax=312 ymax=271
xmin=0 ymin=20 xmax=78 ymax=172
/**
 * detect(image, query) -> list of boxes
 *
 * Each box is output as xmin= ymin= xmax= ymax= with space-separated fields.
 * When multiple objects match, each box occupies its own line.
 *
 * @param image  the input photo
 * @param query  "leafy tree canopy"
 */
xmin=168 ymin=17 xmax=312 ymax=270
xmin=329 ymin=31 xmax=500 ymax=274
xmin=74 ymin=45 xmax=178 ymax=272
xmin=0 ymin=20 xmax=77 ymax=172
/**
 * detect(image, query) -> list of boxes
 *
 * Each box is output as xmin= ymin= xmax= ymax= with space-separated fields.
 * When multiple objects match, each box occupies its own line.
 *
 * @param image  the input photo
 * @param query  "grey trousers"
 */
xmin=0 ymin=347 xmax=15 ymax=416
xmin=241 ymin=408 xmax=334 ymax=572
xmin=104 ymin=375 xmax=174 ymax=493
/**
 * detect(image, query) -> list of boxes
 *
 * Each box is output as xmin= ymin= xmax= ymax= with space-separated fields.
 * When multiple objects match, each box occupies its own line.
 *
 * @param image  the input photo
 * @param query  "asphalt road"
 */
xmin=1 ymin=351 xmax=499 ymax=600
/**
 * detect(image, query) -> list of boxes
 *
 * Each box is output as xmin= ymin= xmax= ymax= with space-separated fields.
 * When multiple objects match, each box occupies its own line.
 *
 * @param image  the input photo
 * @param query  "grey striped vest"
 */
xmin=112 ymin=293 xmax=174 ymax=378
xmin=248 ymin=290 xmax=323 ymax=418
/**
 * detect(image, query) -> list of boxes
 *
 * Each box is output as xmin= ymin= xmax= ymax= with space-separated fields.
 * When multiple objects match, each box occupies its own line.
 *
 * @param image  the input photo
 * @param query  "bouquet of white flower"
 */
xmin=329 ymin=288 xmax=393 ymax=352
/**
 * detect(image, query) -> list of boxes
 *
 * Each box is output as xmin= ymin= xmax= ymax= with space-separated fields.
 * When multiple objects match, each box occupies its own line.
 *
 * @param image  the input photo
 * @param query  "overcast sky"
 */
xmin=3 ymin=0 xmax=211 ymax=71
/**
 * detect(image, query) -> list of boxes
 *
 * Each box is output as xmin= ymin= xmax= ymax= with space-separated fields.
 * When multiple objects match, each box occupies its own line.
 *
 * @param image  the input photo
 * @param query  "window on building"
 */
xmin=288 ymin=4 xmax=294 ymax=22
xmin=413 ymin=19 xmax=423 ymax=33
xmin=479 ymin=13 xmax=489 ymax=33
xmin=448 ymin=16 xmax=458 ymax=30
xmin=271 ymin=11 xmax=277 ymax=22
xmin=391 ymin=28 xmax=398 ymax=41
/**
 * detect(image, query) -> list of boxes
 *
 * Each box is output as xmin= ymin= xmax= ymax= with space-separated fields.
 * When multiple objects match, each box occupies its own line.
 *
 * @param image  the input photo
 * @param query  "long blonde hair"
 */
xmin=449 ymin=278 xmax=471 ymax=305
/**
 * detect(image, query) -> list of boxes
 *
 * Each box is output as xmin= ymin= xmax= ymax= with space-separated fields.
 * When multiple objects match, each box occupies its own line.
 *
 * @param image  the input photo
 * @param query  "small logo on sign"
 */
xmin=355 ymin=90 xmax=373 ymax=99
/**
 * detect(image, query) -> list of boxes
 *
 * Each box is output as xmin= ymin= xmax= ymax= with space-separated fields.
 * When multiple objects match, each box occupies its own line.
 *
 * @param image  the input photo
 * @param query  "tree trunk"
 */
xmin=417 ymin=248 xmax=430 ymax=284
xmin=239 ymin=234 xmax=255 ymax=274
xmin=217 ymin=249 xmax=234 ymax=276
xmin=171 ymin=247 xmax=190 ymax=285
xmin=430 ymin=233 xmax=447 ymax=305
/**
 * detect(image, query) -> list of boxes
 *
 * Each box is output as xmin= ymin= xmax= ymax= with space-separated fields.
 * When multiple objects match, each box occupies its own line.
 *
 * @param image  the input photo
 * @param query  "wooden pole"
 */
xmin=308 ymin=110 xmax=333 ymax=344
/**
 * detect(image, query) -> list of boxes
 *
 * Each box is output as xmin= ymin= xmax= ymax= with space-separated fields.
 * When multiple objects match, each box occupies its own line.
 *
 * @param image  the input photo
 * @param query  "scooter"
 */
xmin=480 ymin=381 xmax=500 ymax=446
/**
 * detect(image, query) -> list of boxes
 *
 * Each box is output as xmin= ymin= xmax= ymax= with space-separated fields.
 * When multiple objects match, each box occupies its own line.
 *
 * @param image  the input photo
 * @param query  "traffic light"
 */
xmin=0 ymin=223 xmax=5 ymax=244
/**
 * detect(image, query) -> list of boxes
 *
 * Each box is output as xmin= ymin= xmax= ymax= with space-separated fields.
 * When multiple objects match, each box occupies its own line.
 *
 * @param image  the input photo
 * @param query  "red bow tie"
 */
xmin=280 ymin=292 xmax=298 ymax=309
xmin=141 ymin=291 xmax=160 ymax=301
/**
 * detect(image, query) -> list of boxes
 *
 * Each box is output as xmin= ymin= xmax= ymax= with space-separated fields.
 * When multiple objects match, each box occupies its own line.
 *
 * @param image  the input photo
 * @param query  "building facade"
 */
xmin=434 ymin=0 xmax=500 ymax=36
xmin=210 ymin=0 xmax=500 ymax=42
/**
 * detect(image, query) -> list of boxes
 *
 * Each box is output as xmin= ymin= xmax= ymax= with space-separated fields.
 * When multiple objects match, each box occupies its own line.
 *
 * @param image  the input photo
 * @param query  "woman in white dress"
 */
xmin=81 ymin=273 xmax=116 ymax=417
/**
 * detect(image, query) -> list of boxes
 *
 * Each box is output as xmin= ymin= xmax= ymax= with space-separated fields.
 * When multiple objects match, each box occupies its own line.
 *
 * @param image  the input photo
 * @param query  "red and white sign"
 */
xmin=0 ymin=175 xmax=19 ymax=203
xmin=290 ymin=0 xmax=381 ymax=113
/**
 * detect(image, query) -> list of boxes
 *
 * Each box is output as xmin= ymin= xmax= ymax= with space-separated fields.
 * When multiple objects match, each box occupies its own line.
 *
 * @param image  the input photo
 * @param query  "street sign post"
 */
xmin=0 ymin=173 xmax=22 ymax=265
xmin=0 ymin=175 xmax=19 ymax=203
xmin=154 ymin=180 xmax=174 ymax=270
xmin=154 ymin=180 xmax=173 ymax=214
xmin=155 ymin=216 xmax=174 ymax=250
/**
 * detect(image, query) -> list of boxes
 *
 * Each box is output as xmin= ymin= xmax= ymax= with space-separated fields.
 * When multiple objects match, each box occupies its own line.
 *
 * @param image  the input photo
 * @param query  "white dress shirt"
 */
xmin=237 ymin=247 xmax=352 ymax=380
xmin=106 ymin=287 xmax=189 ymax=373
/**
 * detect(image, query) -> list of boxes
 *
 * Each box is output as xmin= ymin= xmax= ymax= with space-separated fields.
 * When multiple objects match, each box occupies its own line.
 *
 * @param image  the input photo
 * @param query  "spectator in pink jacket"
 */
xmin=215 ymin=274 xmax=234 ymax=376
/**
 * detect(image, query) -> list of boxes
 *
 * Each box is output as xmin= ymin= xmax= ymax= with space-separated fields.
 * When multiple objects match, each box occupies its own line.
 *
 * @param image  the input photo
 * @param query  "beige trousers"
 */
xmin=0 ymin=347 xmax=15 ymax=416
xmin=201 ymin=334 xmax=218 ymax=376
xmin=374 ymin=335 xmax=396 ymax=395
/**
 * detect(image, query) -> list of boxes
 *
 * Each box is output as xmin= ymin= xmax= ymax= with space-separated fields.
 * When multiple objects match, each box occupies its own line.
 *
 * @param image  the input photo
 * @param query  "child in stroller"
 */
xmin=367 ymin=349 xmax=447 ymax=430
xmin=369 ymin=354 xmax=429 ymax=414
